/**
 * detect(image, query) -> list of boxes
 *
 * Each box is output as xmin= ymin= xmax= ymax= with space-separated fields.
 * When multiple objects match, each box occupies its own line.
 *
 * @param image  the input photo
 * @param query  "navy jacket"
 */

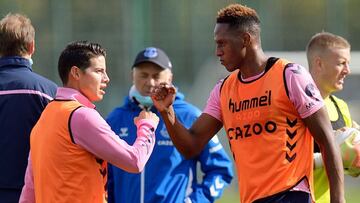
xmin=106 ymin=92 xmax=233 ymax=203
xmin=0 ymin=57 xmax=57 ymax=190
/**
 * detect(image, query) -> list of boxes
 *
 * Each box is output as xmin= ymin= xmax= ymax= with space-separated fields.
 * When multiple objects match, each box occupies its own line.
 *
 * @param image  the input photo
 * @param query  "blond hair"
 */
xmin=0 ymin=13 xmax=35 ymax=56
xmin=306 ymin=32 xmax=350 ymax=68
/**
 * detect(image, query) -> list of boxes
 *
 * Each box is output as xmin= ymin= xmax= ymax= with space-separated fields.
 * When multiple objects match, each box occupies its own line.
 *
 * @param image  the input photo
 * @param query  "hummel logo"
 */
xmin=286 ymin=129 xmax=297 ymax=139
xmin=286 ymin=153 xmax=297 ymax=162
xmin=286 ymin=141 xmax=297 ymax=151
xmin=286 ymin=118 xmax=297 ymax=127
xmin=99 ymin=168 xmax=107 ymax=177
xmin=118 ymin=128 xmax=128 ymax=137
xmin=210 ymin=176 xmax=225 ymax=197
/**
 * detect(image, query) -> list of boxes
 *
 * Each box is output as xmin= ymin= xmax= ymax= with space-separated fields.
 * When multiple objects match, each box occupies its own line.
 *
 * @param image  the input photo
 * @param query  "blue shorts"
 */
xmin=253 ymin=191 xmax=311 ymax=203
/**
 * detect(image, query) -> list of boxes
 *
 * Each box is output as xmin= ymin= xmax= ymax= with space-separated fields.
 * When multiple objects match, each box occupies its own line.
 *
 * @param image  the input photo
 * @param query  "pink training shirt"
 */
xmin=19 ymin=87 xmax=157 ymax=203
xmin=203 ymin=62 xmax=324 ymax=194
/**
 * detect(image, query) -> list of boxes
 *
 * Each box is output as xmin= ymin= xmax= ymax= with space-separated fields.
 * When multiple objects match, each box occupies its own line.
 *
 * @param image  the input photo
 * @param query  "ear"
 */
xmin=314 ymin=56 xmax=323 ymax=70
xmin=69 ymin=66 xmax=81 ymax=80
xmin=168 ymin=71 xmax=173 ymax=84
xmin=242 ymin=32 xmax=251 ymax=47
xmin=131 ymin=69 xmax=136 ymax=84
xmin=27 ymin=40 xmax=35 ymax=56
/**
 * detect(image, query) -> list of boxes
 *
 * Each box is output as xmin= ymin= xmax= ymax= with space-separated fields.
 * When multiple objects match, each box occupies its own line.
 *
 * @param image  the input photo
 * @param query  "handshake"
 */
xmin=314 ymin=127 xmax=360 ymax=177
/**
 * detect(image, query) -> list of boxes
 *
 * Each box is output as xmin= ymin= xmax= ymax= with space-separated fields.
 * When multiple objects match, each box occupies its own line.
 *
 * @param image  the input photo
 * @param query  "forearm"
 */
xmin=160 ymin=106 xmax=202 ymax=158
xmin=305 ymin=108 xmax=345 ymax=202
xmin=130 ymin=120 xmax=156 ymax=170
xmin=319 ymin=140 xmax=345 ymax=202
xmin=72 ymin=108 xmax=157 ymax=173
xmin=84 ymin=120 xmax=155 ymax=173
xmin=19 ymin=157 xmax=35 ymax=203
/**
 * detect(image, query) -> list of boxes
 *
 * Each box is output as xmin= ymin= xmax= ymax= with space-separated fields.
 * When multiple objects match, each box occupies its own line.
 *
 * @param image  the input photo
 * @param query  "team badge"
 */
xmin=144 ymin=47 xmax=158 ymax=58
xmin=305 ymin=83 xmax=320 ymax=101
xmin=289 ymin=64 xmax=302 ymax=74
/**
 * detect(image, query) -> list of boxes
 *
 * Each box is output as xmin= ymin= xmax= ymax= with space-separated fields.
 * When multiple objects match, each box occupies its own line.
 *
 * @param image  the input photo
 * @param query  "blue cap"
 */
xmin=132 ymin=47 xmax=172 ymax=69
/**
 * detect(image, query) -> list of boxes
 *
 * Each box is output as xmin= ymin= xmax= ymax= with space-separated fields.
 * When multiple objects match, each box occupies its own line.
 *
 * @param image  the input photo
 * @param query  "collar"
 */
xmin=56 ymin=87 xmax=96 ymax=109
xmin=124 ymin=90 xmax=184 ymax=111
xmin=0 ymin=56 xmax=32 ymax=70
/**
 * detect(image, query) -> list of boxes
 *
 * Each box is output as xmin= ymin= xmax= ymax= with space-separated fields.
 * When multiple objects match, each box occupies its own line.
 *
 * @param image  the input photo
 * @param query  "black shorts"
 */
xmin=253 ymin=191 xmax=311 ymax=203
xmin=0 ymin=188 xmax=22 ymax=203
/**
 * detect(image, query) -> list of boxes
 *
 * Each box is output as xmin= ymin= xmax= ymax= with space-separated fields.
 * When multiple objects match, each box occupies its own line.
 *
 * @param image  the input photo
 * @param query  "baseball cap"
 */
xmin=132 ymin=47 xmax=172 ymax=69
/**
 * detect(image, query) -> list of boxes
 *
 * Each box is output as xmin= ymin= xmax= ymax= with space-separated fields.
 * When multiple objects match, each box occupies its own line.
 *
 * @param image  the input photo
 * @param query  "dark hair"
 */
xmin=58 ymin=40 xmax=106 ymax=84
xmin=216 ymin=4 xmax=260 ymax=36
xmin=0 ymin=13 xmax=35 ymax=56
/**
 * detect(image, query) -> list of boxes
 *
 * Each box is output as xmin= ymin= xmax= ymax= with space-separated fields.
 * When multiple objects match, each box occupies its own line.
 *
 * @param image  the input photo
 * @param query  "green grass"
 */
xmin=217 ymin=186 xmax=239 ymax=203
xmin=345 ymin=188 xmax=360 ymax=203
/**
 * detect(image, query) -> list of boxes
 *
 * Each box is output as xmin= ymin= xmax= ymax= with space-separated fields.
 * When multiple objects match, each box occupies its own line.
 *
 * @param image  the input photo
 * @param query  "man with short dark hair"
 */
xmin=151 ymin=4 xmax=345 ymax=203
xmin=0 ymin=13 xmax=57 ymax=203
xmin=19 ymin=41 xmax=159 ymax=203
xmin=106 ymin=47 xmax=233 ymax=203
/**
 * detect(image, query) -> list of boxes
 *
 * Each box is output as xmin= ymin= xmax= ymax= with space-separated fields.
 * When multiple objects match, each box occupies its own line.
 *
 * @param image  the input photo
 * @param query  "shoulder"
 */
xmin=23 ymin=71 xmax=58 ymax=93
xmin=283 ymin=62 xmax=314 ymax=90
xmin=329 ymin=95 xmax=352 ymax=125
xmin=283 ymin=62 xmax=307 ymax=74
xmin=72 ymin=106 xmax=103 ymax=124
xmin=212 ymin=77 xmax=226 ymax=93
xmin=33 ymin=72 xmax=57 ymax=86
xmin=329 ymin=95 xmax=351 ymax=116
xmin=330 ymin=95 xmax=349 ymax=107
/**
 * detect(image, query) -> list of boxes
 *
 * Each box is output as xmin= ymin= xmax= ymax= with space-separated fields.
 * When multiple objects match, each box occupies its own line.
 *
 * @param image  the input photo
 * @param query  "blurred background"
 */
xmin=1 ymin=0 xmax=359 ymax=202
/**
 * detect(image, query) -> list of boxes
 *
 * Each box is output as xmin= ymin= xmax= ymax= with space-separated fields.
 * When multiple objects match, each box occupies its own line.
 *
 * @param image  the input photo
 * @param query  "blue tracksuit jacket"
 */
xmin=0 ymin=56 xmax=57 ymax=201
xmin=106 ymin=92 xmax=233 ymax=203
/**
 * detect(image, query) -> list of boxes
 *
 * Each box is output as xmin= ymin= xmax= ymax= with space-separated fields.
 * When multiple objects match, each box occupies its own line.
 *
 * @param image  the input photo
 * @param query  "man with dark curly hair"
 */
xmin=151 ymin=4 xmax=345 ymax=203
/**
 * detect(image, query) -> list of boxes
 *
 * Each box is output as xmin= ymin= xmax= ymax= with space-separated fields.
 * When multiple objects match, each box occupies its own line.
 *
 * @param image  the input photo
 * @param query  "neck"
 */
xmin=321 ymin=90 xmax=330 ymax=100
xmin=22 ymin=54 xmax=31 ymax=59
xmin=314 ymin=79 xmax=330 ymax=99
xmin=64 ymin=81 xmax=79 ymax=92
xmin=240 ymin=48 xmax=268 ymax=79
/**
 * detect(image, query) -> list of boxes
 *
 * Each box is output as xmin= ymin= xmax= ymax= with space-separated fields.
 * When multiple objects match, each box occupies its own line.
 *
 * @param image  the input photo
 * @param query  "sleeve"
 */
xmin=187 ymin=135 xmax=234 ymax=203
xmin=71 ymin=107 xmax=157 ymax=173
xmin=284 ymin=63 xmax=324 ymax=118
xmin=19 ymin=155 xmax=35 ymax=203
xmin=203 ymin=81 xmax=223 ymax=122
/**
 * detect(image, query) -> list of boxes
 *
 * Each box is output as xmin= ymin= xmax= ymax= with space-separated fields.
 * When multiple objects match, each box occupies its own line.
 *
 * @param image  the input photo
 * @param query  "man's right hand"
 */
xmin=151 ymin=83 xmax=176 ymax=112
xmin=134 ymin=110 xmax=159 ymax=127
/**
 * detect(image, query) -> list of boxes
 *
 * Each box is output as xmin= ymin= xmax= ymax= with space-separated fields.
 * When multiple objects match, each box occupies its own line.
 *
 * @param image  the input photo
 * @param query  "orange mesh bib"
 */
xmin=30 ymin=100 xmax=107 ymax=203
xmin=220 ymin=59 xmax=314 ymax=203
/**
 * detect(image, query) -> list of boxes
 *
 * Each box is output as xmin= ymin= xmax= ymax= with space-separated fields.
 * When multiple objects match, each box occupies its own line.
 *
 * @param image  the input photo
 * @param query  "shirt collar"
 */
xmin=56 ymin=87 xmax=96 ymax=108
xmin=0 ymin=56 xmax=32 ymax=70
